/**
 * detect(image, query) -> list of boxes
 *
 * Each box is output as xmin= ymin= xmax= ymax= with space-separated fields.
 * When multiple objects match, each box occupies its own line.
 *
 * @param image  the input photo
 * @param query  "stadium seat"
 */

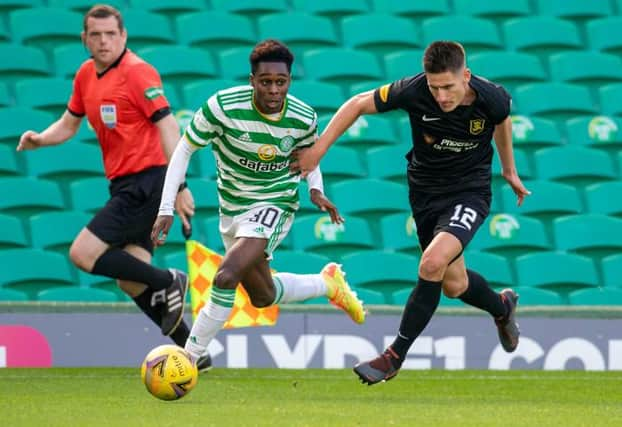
xmin=198 ymin=215 xmax=226 ymax=254
xmin=548 ymin=52 xmax=622 ymax=91
xmin=23 ymin=142 xmax=103 ymax=183
xmin=341 ymin=250 xmax=418 ymax=303
xmin=565 ymin=116 xmax=622 ymax=152
xmin=290 ymin=214 xmax=375 ymax=260
xmin=320 ymin=146 xmax=366 ymax=181
xmin=29 ymin=211 xmax=90 ymax=252
xmin=515 ymin=252 xmax=599 ymax=294
xmin=15 ymin=78 xmax=72 ymax=117
xmin=421 ymin=16 xmax=502 ymax=54
xmin=533 ymin=146 xmax=616 ymax=187
xmin=535 ymin=0 xmax=611 ymax=22
xmin=175 ymin=12 xmax=256 ymax=52
xmin=370 ymin=0 xmax=449 ymax=19
xmin=341 ymin=14 xmax=419 ymax=56
xmin=0 ymin=213 xmax=28 ymax=249
xmin=303 ymin=48 xmax=383 ymax=93
xmin=568 ymin=288 xmax=622 ymax=306
xmin=585 ymin=182 xmax=622 ymax=217
xmin=392 ymin=287 xmax=463 ymax=308
xmin=468 ymin=52 xmax=547 ymax=91
xmin=510 ymin=116 xmax=563 ymax=153
xmin=10 ymin=8 xmax=82 ymax=51
xmin=127 ymin=0 xmax=205 ymax=19
xmin=553 ymin=214 xmax=622 ymax=260
xmin=329 ymin=179 xmax=408 ymax=223
xmin=211 ymin=0 xmax=287 ymax=17
xmin=513 ymin=83 xmax=597 ymax=121
xmin=271 ymin=250 xmax=331 ymax=274
xmin=187 ymin=178 xmax=220 ymax=218
xmin=0 ymin=44 xmax=49 ymax=85
xmin=291 ymin=0 xmax=369 ymax=18
xmin=0 ymin=0 xmax=42 ymax=20
xmin=384 ymin=50 xmax=424 ymax=81
xmin=0 ymin=177 xmax=65 ymax=218
xmin=153 ymin=216 xmax=192 ymax=259
xmin=501 ymin=180 xmax=582 ymax=222
xmin=587 ymin=18 xmax=622 ymax=56
xmin=512 ymin=287 xmax=564 ymax=306
xmin=347 ymin=81 xmax=389 ymax=98
xmin=218 ymin=48 xmax=260 ymax=82
xmin=123 ymin=9 xmax=175 ymax=51
xmin=289 ymin=81 xmax=346 ymax=117
xmin=503 ymin=17 xmax=583 ymax=57
xmin=68 ymin=176 xmax=108 ymax=213
xmin=491 ymin=148 xmax=532 ymax=190
xmin=52 ymin=43 xmax=88 ymax=79
xmin=192 ymin=146 xmax=218 ymax=180
xmin=464 ymin=251 xmax=514 ymax=288
xmin=365 ymin=144 xmax=409 ymax=183
xmin=0 ymin=145 xmax=19 ymax=177
xmin=182 ymin=79 xmax=239 ymax=110
xmin=470 ymin=214 xmax=551 ymax=259
xmin=453 ymin=0 xmax=531 ymax=21
xmin=157 ymin=250 xmax=187 ymax=273
xmin=257 ymin=13 xmax=338 ymax=59
xmin=296 ymin=180 xmax=330 ymax=218
xmin=599 ymin=84 xmax=622 ymax=117
xmin=0 ymin=107 xmax=53 ymax=146
xmin=318 ymin=115 xmax=398 ymax=149
xmin=0 ymin=248 xmax=74 ymax=298
xmin=0 ymin=20 xmax=7 ymax=43
xmin=48 ymin=0 xmax=125 ymax=13
xmin=37 ymin=286 xmax=118 ymax=302
xmin=602 ymin=254 xmax=622 ymax=288
xmin=137 ymin=46 xmax=217 ymax=89
xmin=0 ymin=81 xmax=9 ymax=107
xmin=351 ymin=288 xmax=387 ymax=305
xmin=0 ymin=288 xmax=29 ymax=301
xmin=380 ymin=212 xmax=419 ymax=253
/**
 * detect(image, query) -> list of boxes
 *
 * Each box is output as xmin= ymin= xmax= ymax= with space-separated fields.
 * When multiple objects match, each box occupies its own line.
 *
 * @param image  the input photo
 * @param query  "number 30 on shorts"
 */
xmin=248 ymin=207 xmax=279 ymax=229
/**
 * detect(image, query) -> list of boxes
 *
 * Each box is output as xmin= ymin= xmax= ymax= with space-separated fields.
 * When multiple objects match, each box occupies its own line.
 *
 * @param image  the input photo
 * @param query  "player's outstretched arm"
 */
xmin=17 ymin=110 xmax=82 ymax=151
xmin=494 ymin=116 xmax=531 ymax=206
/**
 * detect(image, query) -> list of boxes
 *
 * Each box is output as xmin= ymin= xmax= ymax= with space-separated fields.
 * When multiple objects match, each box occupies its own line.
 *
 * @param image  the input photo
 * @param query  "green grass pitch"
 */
xmin=1 ymin=368 xmax=621 ymax=426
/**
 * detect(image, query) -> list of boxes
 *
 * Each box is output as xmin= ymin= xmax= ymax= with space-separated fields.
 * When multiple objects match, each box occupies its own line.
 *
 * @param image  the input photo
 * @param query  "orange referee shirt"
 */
xmin=68 ymin=49 xmax=169 ymax=180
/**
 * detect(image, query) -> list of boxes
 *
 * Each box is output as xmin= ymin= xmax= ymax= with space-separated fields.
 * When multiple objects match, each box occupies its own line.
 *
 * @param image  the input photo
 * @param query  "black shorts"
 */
xmin=87 ymin=166 xmax=166 ymax=254
xmin=409 ymin=188 xmax=491 ymax=253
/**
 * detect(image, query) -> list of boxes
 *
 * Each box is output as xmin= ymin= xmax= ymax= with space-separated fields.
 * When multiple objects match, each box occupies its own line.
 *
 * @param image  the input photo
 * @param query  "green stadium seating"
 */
xmin=392 ymin=288 xmax=463 ymax=308
xmin=464 ymin=251 xmax=514 ymax=288
xmin=535 ymin=0 xmax=612 ymax=21
xmin=257 ymin=13 xmax=338 ymax=59
xmin=137 ymin=46 xmax=217 ymax=89
xmin=187 ymin=178 xmax=220 ymax=218
xmin=380 ymin=212 xmax=419 ymax=254
xmin=0 ymin=44 xmax=49 ymax=85
xmin=565 ymin=116 xmax=622 ymax=154
xmin=290 ymin=214 xmax=375 ymax=260
xmin=123 ymin=9 xmax=175 ymax=51
xmin=0 ymin=81 xmax=9 ymax=107
xmin=193 ymin=146 xmax=218 ymax=180
xmin=182 ymin=79 xmax=238 ymax=109
xmin=513 ymin=83 xmax=597 ymax=121
xmin=10 ymin=8 xmax=82 ymax=51
xmin=37 ymin=286 xmax=118 ymax=302
xmin=568 ymin=288 xmax=622 ymax=306
xmin=370 ymin=0 xmax=449 ymax=19
xmin=0 ymin=288 xmax=29 ymax=301
xmin=468 ymin=52 xmax=547 ymax=91
xmin=602 ymin=254 xmax=622 ymax=288
xmin=211 ymin=0 xmax=287 ymax=17
xmin=14 ymin=78 xmax=72 ymax=116
xmin=176 ymin=12 xmax=256 ymax=51
xmin=320 ymin=146 xmax=366 ymax=181
xmin=303 ymin=48 xmax=383 ymax=93
xmin=0 ymin=213 xmax=28 ymax=249
xmin=513 ymin=287 xmax=564 ymax=305
xmin=599 ymin=84 xmax=622 ymax=117
xmin=0 ymin=248 xmax=74 ymax=298
xmin=0 ymin=177 xmax=65 ymax=218
xmin=341 ymin=14 xmax=419 ymax=56
xmin=503 ymin=17 xmax=583 ymax=57
xmin=351 ymin=288 xmax=387 ymax=305
xmin=342 ymin=250 xmax=418 ymax=303
xmin=152 ymin=216 xmax=191 ymax=258
xmin=271 ymin=250 xmax=331 ymax=274
xmin=218 ymin=48 xmax=257 ymax=82
xmin=68 ymin=176 xmax=108 ymax=213
xmin=453 ymin=0 xmax=531 ymax=21
xmin=290 ymin=81 xmax=346 ymax=117
xmin=470 ymin=214 xmax=551 ymax=258
xmin=0 ymin=19 xmax=8 ymax=42
xmin=76 ymin=270 xmax=128 ymax=301
xmin=0 ymin=107 xmax=53 ymax=146
xmin=510 ymin=115 xmax=563 ymax=153
xmin=198 ymin=215 xmax=226 ymax=254
xmin=48 ymin=0 xmax=125 ymax=13
xmin=52 ymin=43 xmax=88 ymax=79
xmin=365 ymin=144 xmax=409 ymax=183
xmin=158 ymin=250 xmax=187 ymax=273
xmin=515 ymin=252 xmax=599 ymax=294
xmin=29 ymin=211 xmax=89 ymax=252
xmin=329 ymin=179 xmax=408 ymax=222
xmin=127 ymin=0 xmax=205 ymax=19
xmin=421 ymin=16 xmax=502 ymax=54
xmin=292 ymin=0 xmax=369 ymax=18
xmin=587 ymin=18 xmax=622 ymax=56
xmin=501 ymin=180 xmax=582 ymax=222
xmin=296 ymin=181 xmax=329 ymax=218
xmin=23 ymin=142 xmax=103 ymax=183
xmin=553 ymin=215 xmax=622 ymax=260
xmin=491 ymin=148 xmax=532 ymax=190
xmin=533 ymin=146 xmax=616 ymax=186
xmin=585 ymin=182 xmax=622 ymax=217
xmin=384 ymin=50 xmax=424 ymax=81
xmin=0 ymin=0 xmax=43 ymax=18
xmin=348 ymin=81 xmax=389 ymax=98
xmin=548 ymin=52 xmax=622 ymax=91
xmin=318 ymin=115 xmax=398 ymax=149
xmin=0 ymin=145 xmax=19 ymax=177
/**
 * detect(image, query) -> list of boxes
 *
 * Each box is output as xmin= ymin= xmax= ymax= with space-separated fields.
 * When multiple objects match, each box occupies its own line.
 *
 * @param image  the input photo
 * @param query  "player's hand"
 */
xmin=174 ymin=187 xmax=195 ymax=231
xmin=151 ymin=215 xmax=174 ymax=247
xmin=310 ymin=189 xmax=344 ymax=224
xmin=17 ymin=130 xmax=43 ymax=151
xmin=503 ymin=172 xmax=531 ymax=207
xmin=290 ymin=147 xmax=321 ymax=178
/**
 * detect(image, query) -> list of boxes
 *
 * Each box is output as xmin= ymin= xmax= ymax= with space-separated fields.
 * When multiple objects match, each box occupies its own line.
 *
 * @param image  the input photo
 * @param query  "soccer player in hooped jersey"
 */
xmin=292 ymin=41 xmax=531 ymax=385
xmin=17 ymin=5 xmax=211 ymax=368
xmin=151 ymin=39 xmax=366 ymax=363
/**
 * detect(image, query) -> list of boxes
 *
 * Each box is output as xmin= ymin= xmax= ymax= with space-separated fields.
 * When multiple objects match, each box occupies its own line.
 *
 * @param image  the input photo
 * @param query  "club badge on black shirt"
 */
xmin=374 ymin=73 xmax=511 ymax=194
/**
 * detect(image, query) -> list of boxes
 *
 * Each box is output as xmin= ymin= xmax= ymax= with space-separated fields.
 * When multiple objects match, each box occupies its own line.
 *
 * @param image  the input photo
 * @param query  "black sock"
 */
xmin=92 ymin=248 xmax=173 ymax=290
xmin=391 ymin=278 xmax=442 ymax=365
xmin=133 ymin=289 xmax=190 ymax=346
xmin=459 ymin=269 xmax=506 ymax=318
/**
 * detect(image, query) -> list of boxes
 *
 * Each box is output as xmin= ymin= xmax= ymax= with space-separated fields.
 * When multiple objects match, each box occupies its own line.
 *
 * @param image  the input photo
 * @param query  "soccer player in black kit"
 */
xmin=291 ymin=41 xmax=531 ymax=385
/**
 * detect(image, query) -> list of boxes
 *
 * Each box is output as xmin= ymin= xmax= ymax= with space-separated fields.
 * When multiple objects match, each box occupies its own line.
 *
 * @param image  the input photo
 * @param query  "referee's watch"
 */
xmin=177 ymin=181 xmax=188 ymax=193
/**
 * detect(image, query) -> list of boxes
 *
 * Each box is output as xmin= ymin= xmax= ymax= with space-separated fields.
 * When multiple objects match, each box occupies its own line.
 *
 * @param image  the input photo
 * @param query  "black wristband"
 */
xmin=177 ymin=181 xmax=188 ymax=193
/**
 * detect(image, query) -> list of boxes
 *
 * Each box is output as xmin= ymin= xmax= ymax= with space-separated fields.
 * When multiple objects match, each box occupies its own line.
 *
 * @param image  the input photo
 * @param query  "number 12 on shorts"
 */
xmin=449 ymin=204 xmax=477 ymax=230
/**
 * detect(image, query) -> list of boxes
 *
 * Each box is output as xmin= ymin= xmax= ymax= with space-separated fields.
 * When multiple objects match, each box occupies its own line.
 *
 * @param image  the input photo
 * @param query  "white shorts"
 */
xmin=219 ymin=205 xmax=294 ymax=257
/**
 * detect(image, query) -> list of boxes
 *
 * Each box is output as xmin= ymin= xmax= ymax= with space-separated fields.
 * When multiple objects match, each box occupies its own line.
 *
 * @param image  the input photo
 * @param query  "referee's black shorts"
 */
xmin=87 ymin=165 xmax=166 ymax=254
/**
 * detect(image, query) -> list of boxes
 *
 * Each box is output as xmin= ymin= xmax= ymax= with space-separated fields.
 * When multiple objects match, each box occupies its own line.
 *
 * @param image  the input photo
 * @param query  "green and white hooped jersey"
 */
xmin=184 ymin=85 xmax=318 ymax=216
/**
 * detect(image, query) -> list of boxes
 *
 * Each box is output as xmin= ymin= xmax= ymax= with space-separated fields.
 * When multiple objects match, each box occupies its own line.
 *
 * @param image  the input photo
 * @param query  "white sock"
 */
xmin=273 ymin=273 xmax=327 ymax=304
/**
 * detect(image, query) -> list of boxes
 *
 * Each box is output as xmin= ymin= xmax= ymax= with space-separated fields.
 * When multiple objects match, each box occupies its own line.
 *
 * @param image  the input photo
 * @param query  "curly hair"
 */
xmin=423 ymin=41 xmax=466 ymax=74
xmin=250 ymin=39 xmax=294 ymax=74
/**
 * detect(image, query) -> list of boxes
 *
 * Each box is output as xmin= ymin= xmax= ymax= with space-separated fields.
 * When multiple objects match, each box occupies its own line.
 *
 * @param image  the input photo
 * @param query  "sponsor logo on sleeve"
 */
xmin=378 ymin=84 xmax=391 ymax=103
xmin=144 ymin=86 xmax=164 ymax=100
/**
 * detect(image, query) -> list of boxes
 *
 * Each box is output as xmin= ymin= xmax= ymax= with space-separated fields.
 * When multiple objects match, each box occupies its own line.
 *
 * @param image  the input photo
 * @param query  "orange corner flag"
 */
xmin=186 ymin=240 xmax=279 ymax=329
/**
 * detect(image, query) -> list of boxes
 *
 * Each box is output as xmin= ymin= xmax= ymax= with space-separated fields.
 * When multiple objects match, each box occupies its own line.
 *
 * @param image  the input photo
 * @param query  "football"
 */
xmin=140 ymin=344 xmax=198 ymax=401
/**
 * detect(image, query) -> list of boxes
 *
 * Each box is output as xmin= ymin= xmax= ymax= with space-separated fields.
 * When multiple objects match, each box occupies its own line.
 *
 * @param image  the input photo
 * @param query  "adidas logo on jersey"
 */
xmin=238 ymin=132 xmax=253 ymax=142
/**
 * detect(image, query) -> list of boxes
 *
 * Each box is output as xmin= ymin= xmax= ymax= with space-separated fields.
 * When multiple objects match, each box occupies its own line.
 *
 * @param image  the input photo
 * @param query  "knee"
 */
xmin=418 ymin=252 xmax=447 ymax=281
xmin=213 ymin=268 xmax=239 ymax=290
xmin=250 ymin=293 xmax=274 ymax=308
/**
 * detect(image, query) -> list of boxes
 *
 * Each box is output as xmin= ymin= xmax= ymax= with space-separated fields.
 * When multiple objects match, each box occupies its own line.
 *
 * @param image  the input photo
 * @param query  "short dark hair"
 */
xmin=250 ymin=39 xmax=294 ymax=74
xmin=84 ymin=4 xmax=124 ymax=33
xmin=423 ymin=41 xmax=466 ymax=74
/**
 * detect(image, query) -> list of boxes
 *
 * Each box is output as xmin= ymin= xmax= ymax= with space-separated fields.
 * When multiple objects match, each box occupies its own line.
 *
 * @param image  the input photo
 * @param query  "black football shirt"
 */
xmin=373 ymin=73 xmax=511 ymax=193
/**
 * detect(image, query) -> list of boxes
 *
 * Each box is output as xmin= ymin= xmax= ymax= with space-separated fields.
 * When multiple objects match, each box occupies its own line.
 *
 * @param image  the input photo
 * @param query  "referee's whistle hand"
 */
xmin=151 ymin=215 xmax=174 ymax=247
